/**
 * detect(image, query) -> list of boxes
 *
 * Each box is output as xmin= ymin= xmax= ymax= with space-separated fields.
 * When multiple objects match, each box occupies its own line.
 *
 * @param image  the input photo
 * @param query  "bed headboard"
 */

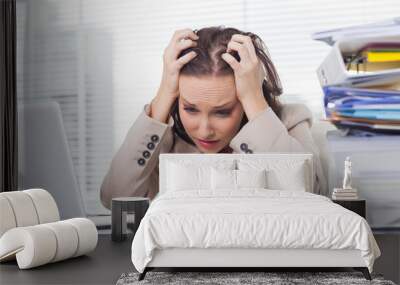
xmin=159 ymin=153 xmax=314 ymax=194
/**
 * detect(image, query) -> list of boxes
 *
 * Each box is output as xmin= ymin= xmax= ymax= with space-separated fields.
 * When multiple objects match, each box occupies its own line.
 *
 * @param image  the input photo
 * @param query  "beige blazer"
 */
xmin=100 ymin=102 xmax=327 ymax=210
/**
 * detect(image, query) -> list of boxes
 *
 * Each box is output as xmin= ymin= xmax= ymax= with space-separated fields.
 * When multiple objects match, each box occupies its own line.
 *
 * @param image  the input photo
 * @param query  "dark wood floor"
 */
xmin=1 ymin=233 xmax=398 ymax=284
xmin=0 ymin=234 xmax=134 ymax=285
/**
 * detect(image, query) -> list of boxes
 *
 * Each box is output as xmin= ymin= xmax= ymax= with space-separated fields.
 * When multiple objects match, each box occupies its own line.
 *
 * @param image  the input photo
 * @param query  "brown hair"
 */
xmin=170 ymin=25 xmax=283 ymax=146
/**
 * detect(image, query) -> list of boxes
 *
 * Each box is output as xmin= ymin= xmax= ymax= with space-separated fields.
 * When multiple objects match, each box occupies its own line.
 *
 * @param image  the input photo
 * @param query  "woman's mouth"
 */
xmin=196 ymin=138 xmax=219 ymax=149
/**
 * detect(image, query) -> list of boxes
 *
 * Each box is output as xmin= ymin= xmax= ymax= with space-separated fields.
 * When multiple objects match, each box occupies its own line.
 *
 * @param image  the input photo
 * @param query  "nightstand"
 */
xmin=111 ymin=197 xmax=150 ymax=242
xmin=332 ymin=199 xmax=366 ymax=218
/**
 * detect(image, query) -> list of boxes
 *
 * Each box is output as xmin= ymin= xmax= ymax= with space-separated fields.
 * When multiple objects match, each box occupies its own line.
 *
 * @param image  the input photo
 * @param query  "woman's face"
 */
xmin=178 ymin=74 xmax=244 ymax=153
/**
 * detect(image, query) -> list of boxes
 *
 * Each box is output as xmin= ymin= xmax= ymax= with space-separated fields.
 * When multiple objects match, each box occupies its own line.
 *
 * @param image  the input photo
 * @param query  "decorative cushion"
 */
xmin=267 ymin=162 xmax=306 ymax=191
xmin=166 ymin=159 xmax=235 ymax=192
xmin=236 ymin=169 xmax=268 ymax=189
xmin=167 ymin=162 xmax=211 ymax=191
xmin=237 ymin=159 xmax=307 ymax=191
xmin=211 ymin=168 xmax=268 ymax=190
xmin=211 ymin=168 xmax=236 ymax=190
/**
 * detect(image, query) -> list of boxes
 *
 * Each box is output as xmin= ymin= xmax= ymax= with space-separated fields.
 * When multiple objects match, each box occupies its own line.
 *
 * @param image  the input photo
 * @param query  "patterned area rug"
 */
xmin=116 ymin=271 xmax=396 ymax=285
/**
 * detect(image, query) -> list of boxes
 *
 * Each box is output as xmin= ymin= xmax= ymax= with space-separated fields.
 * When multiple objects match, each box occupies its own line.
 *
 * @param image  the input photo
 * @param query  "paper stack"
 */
xmin=332 ymin=187 xmax=359 ymax=200
xmin=312 ymin=17 xmax=400 ymax=46
xmin=323 ymin=85 xmax=400 ymax=135
xmin=312 ymin=17 xmax=400 ymax=136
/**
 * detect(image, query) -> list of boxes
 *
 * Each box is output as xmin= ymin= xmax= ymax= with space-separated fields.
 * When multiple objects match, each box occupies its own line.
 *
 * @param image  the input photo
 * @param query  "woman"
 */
xmin=100 ymin=26 xmax=327 ymax=210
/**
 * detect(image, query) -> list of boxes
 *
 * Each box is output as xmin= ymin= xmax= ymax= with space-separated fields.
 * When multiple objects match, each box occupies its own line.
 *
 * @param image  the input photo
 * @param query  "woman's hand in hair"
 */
xmin=151 ymin=29 xmax=198 ymax=124
xmin=221 ymin=34 xmax=269 ymax=121
xmin=158 ymin=28 xmax=199 ymax=99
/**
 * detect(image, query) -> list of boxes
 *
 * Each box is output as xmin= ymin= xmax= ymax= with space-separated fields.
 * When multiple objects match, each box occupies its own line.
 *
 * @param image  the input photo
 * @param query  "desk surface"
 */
xmin=0 ymin=234 xmax=134 ymax=285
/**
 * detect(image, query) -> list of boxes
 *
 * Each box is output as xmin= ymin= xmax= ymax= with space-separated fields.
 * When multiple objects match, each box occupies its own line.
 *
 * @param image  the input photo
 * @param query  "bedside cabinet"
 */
xmin=111 ymin=197 xmax=150 ymax=242
xmin=332 ymin=199 xmax=366 ymax=218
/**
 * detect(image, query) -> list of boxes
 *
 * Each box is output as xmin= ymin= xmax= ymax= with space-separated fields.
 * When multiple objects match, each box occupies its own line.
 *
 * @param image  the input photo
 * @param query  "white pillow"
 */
xmin=267 ymin=162 xmax=306 ymax=191
xmin=236 ymin=169 xmax=267 ymax=189
xmin=211 ymin=167 xmax=236 ymax=190
xmin=211 ymin=168 xmax=268 ymax=190
xmin=237 ymin=159 xmax=307 ymax=191
xmin=166 ymin=159 xmax=236 ymax=192
xmin=167 ymin=162 xmax=211 ymax=191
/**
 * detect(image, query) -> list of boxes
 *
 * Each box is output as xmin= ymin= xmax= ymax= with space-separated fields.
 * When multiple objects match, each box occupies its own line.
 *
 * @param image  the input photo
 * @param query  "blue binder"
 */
xmin=323 ymin=85 xmax=400 ymax=122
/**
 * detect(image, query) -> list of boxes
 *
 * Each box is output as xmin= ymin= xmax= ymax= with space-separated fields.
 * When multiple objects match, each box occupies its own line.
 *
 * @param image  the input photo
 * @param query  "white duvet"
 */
xmin=131 ymin=189 xmax=381 ymax=273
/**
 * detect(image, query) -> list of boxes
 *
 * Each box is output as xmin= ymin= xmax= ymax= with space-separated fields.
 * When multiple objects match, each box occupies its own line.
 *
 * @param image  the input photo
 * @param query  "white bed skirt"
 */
xmin=147 ymin=248 xmax=366 ymax=268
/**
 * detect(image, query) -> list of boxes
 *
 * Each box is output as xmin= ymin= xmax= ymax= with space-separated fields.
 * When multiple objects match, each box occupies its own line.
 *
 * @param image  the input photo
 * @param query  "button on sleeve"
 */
xmin=142 ymin=150 xmax=150 ymax=158
xmin=240 ymin=143 xmax=248 ymax=151
xmin=147 ymin=142 xmax=155 ymax=150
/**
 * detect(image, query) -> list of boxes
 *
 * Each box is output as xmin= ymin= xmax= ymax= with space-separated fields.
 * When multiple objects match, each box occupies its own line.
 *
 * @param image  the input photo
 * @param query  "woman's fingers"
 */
xmin=167 ymin=38 xmax=197 ymax=60
xmin=178 ymin=38 xmax=197 ymax=49
xmin=230 ymin=34 xmax=258 ymax=62
xmin=224 ymin=34 xmax=263 ymax=79
xmin=164 ymin=31 xmax=197 ymax=62
xmin=221 ymin=52 xmax=240 ymax=71
xmin=173 ymin=39 xmax=197 ymax=58
xmin=226 ymin=41 xmax=250 ymax=64
xmin=223 ymin=33 xmax=265 ymax=85
xmin=158 ymin=28 xmax=198 ymax=98
xmin=176 ymin=51 xmax=197 ymax=68
xmin=168 ymin=29 xmax=198 ymax=59
xmin=173 ymin=28 xmax=199 ymax=44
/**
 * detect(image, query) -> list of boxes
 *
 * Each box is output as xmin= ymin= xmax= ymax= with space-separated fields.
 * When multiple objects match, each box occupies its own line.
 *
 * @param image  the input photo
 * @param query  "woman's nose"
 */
xmin=198 ymin=117 xmax=215 ymax=137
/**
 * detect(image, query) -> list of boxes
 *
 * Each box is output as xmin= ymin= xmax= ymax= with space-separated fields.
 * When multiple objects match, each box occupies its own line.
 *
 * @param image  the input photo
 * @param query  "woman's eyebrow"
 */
xmin=214 ymin=102 xmax=235 ymax=109
xmin=182 ymin=98 xmax=235 ymax=109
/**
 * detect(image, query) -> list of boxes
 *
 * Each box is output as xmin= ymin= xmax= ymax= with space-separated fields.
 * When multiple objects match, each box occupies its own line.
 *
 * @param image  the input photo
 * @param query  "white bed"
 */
xmin=131 ymin=153 xmax=381 ymax=281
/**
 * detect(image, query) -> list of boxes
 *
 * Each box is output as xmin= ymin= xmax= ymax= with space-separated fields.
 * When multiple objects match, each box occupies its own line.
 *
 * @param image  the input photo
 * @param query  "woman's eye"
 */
xmin=216 ymin=110 xmax=232 ymax=116
xmin=183 ymin=107 xmax=231 ymax=117
xmin=184 ymin=107 xmax=198 ymax=113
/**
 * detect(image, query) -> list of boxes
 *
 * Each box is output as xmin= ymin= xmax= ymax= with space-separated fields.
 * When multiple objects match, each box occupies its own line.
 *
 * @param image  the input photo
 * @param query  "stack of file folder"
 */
xmin=323 ymin=86 xmax=400 ymax=134
xmin=313 ymin=17 xmax=400 ymax=135
xmin=312 ymin=17 xmax=400 ymax=46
